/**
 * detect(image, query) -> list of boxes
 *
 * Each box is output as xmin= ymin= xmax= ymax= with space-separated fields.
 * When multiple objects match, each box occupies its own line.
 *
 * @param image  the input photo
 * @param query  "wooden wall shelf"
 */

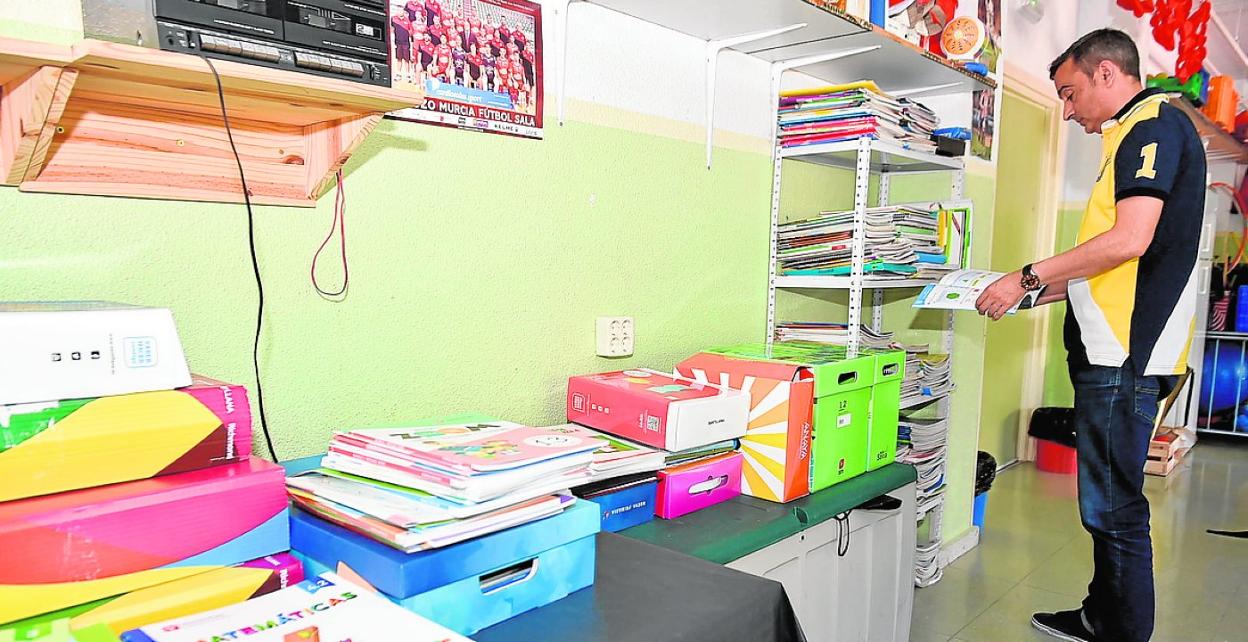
xmin=0 ymin=38 xmax=423 ymax=207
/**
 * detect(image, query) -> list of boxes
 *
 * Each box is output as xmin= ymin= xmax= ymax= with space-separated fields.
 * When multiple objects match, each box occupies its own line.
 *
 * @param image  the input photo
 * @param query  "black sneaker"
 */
xmin=1031 ymin=609 xmax=1097 ymax=642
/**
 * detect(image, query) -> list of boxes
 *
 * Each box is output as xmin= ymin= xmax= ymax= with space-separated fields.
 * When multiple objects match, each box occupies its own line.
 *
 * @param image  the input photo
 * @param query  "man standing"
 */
xmin=976 ymin=29 xmax=1205 ymax=642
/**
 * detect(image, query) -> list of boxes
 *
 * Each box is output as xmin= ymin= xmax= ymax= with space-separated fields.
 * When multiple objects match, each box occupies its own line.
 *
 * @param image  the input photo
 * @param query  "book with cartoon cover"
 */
xmin=121 ymin=573 xmax=471 ymax=642
xmin=342 ymin=420 xmax=605 ymax=474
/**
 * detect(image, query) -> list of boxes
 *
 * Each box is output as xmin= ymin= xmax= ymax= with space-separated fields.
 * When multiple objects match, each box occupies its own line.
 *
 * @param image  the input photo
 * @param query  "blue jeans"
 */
xmin=1070 ymin=357 xmax=1177 ymax=642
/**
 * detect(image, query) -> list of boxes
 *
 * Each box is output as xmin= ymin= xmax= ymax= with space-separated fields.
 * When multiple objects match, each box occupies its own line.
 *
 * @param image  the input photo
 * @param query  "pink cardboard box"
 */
xmin=567 ymin=369 xmax=749 ymax=452
xmin=654 ymin=452 xmax=743 ymax=519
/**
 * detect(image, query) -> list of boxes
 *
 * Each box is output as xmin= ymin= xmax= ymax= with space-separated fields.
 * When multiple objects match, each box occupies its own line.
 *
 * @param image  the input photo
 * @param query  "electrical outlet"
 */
xmin=596 ymin=317 xmax=634 ymax=357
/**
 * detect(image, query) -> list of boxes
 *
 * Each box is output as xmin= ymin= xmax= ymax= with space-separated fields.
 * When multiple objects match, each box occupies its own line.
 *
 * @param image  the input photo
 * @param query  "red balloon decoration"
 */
xmin=1117 ymin=0 xmax=1155 ymax=18
xmin=1175 ymin=1 xmax=1210 ymax=81
xmin=1152 ymin=0 xmax=1191 ymax=51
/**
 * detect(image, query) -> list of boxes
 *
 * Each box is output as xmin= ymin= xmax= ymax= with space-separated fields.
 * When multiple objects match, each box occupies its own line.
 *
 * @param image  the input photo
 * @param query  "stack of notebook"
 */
xmin=778 ymin=81 xmax=939 ymax=152
xmin=773 ymin=323 xmax=897 ymax=349
xmin=288 ymin=419 xmax=604 ymax=553
xmin=776 ymin=203 xmax=955 ymax=278
xmin=542 ymin=424 xmax=666 ymax=484
xmin=900 ymin=353 xmax=953 ymax=405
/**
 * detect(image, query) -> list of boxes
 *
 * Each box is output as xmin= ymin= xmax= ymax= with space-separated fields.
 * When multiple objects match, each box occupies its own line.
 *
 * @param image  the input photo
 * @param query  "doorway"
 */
xmin=978 ymin=66 xmax=1064 ymax=466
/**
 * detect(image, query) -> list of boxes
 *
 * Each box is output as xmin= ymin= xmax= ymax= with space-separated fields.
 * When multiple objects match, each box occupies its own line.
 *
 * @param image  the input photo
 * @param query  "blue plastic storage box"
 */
xmin=581 ymin=479 xmax=658 ymax=533
xmin=291 ymin=500 xmax=600 ymax=635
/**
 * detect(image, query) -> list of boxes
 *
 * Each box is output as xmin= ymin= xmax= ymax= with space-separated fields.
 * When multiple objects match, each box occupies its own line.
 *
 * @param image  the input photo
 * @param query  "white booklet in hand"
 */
xmin=913 ymin=270 xmax=1044 ymax=313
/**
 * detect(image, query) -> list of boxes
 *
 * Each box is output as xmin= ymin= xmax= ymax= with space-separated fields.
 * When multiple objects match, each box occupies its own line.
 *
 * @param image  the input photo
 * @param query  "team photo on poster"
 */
xmin=389 ymin=0 xmax=543 ymax=138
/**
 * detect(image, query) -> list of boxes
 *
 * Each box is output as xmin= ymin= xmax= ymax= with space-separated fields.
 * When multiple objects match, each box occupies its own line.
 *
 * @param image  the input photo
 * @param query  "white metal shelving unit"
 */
xmin=766 ymin=132 xmax=968 ymax=585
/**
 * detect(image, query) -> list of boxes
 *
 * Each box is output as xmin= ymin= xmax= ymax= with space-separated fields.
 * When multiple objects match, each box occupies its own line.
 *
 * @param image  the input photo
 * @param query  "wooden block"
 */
xmin=28 ymin=99 xmax=312 ymax=204
xmin=0 ymin=65 xmax=77 ymax=184
xmin=1148 ymin=432 xmax=1181 ymax=460
xmin=1145 ymin=446 xmax=1190 ymax=477
xmin=69 ymin=40 xmax=417 ymax=116
xmin=304 ymin=114 xmax=381 ymax=199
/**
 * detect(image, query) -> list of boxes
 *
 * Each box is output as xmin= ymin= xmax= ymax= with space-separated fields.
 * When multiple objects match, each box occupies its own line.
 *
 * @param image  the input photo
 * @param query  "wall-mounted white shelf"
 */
xmin=552 ymin=0 xmax=992 ymax=168
xmin=781 ymin=139 xmax=965 ymax=173
xmin=587 ymin=0 xmax=995 ymax=94
xmin=774 ymin=275 xmax=937 ymax=290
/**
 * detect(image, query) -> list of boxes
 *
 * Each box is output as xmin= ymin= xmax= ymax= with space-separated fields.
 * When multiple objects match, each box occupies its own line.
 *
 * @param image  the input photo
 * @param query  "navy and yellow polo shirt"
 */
xmin=1065 ymin=88 xmax=1206 ymax=376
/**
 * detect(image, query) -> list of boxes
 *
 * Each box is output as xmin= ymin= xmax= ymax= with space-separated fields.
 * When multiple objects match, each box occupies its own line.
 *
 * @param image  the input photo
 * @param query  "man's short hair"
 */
xmin=1048 ymin=29 xmax=1141 ymax=80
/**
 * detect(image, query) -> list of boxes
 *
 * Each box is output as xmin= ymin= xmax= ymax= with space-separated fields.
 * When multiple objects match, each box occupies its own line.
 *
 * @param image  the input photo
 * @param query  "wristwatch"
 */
xmin=1020 ymin=264 xmax=1043 ymax=291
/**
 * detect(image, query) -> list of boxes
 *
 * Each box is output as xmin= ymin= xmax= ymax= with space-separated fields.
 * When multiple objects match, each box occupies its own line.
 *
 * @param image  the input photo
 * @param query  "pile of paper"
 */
xmin=773 ymin=323 xmax=897 ymax=349
xmin=897 ymin=417 xmax=949 ymax=455
xmin=915 ymin=540 xmax=943 ymax=587
xmin=288 ymin=419 xmax=604 ymax=552
xmin=907 ymin=446 xmax=947 ymax=503
xmin=776 ymin=203 xmax=954 ymax=278
xmin=901 ymin=353 xmax=953 ymax=405
xmin=777 ymin=81 xmax=939 ymax=152
xmin=544 ymin=424 xmax=666 ymax=483
xmin=665 ymin=439 xmax=738 ymax=467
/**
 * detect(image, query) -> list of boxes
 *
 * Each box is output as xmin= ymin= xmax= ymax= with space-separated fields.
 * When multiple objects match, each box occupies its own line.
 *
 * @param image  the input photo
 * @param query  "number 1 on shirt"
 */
xmin=1136 ymin=142 xmax=1158 ymax=180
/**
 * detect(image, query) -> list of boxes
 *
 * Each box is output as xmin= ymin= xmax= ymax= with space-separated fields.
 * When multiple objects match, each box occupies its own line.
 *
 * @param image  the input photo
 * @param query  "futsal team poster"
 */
xmin=388 ymin=0 xmax=544 ymax=139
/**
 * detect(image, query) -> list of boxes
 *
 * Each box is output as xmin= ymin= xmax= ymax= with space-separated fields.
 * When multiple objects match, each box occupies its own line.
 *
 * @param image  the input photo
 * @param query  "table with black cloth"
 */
xmin=476 ymin=462 xmax=917 ymax=642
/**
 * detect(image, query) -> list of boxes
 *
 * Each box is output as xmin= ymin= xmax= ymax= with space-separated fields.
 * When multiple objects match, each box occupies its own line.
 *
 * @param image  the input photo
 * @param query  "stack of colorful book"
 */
xmin=776 ymin=202 xmax=958 ymax=278
xmin=0 ymin=376 xmax=297 ymax=638
xmin=289 ymin=418 xmax=606 ymax=636
xmin=542 ymin=423 xmax=666 ymax=484
xmin=778 ymin=81 xmax=940 ymax=152
xmin=288 ymin=419 xmax=604 ymax=553
xmin=566 ymin=370 xmax=749 ymax=520
xmin=901 ymin=352 xmax=953 ymax=405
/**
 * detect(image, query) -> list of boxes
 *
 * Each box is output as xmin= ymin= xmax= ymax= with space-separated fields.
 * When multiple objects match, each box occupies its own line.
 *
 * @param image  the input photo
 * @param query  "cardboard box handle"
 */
xmin=689 ymin=475 xmax=729 ymax=495
xmin=881 ymin=363 xmax=900 ymax=377
xmin=838 ymin=371 xmax=859 ymax=385
xmin=479 ymin=558 xmax=539 ymax=595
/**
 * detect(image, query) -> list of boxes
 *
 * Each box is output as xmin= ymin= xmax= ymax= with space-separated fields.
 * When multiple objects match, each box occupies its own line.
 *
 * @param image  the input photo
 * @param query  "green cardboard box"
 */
xmin=707 ymin=342 xmax=874 ymax=491
xmin=864 ymin=350 xmax=905 ymax=471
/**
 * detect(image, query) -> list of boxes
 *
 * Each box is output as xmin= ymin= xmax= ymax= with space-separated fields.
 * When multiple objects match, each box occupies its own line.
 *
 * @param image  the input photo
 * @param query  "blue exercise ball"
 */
xmin=1200 ymin=342 xmax=1248 ymax=414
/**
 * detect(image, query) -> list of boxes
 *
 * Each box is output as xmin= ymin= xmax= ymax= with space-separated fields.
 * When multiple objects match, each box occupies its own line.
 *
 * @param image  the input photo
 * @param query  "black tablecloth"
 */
xmin=475 ymin=532 xmax=805 ymax=642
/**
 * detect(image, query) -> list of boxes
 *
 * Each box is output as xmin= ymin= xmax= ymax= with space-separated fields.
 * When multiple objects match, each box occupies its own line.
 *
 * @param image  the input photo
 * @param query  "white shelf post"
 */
xmin=847 ymin=136 xmax=872 ymax=357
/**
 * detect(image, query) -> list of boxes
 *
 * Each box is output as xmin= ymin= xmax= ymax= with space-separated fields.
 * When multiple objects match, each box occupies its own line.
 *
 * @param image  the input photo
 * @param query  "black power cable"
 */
xmin=201 ymin=54 xmax=280 ymax=463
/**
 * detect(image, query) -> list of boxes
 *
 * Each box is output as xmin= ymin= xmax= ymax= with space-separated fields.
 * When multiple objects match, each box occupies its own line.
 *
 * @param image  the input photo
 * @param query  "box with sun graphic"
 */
xmin=675 ymin=353 xmax=813 ymax=503
xmin=566 ymin=369 xmax=748 ymax=452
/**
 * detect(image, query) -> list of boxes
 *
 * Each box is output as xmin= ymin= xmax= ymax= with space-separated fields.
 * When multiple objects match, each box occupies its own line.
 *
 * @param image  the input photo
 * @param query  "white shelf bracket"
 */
xmin=704 ymin=23 xmax=807 ymax=169
xmin=892 ymin=82 xmax=963 ymax=98
xmin=772 ymin=45 xmax=882 ymax=76
xmin=551 ymin=0 xmax=581 ymax=127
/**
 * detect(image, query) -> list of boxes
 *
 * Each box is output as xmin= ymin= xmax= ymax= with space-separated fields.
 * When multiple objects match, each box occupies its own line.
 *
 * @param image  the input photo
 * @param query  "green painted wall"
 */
xmin=0 ymin=2 xmax=82 ymax=44
xmin=0 ymin=117 xmax=782 ymax=460
xmin=1041 ymin=206 xmax=1084 ymax=408
xmin=978 ymin=92 xmax=1049 ymax=465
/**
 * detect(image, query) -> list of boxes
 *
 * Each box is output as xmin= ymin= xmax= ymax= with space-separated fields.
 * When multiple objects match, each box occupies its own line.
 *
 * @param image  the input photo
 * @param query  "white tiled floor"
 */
xmin=911 ymin=438 xmax=1248 ymax=642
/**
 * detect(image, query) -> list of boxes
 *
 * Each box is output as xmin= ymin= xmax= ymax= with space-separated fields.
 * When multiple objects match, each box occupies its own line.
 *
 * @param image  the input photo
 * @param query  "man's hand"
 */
xmin=976 ymin=271 xmax=1026 ymax=320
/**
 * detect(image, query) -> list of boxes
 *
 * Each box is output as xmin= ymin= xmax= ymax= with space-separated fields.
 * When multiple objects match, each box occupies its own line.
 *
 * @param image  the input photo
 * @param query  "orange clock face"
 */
xmin=942 ymin=16 xmax=984 ymax=58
